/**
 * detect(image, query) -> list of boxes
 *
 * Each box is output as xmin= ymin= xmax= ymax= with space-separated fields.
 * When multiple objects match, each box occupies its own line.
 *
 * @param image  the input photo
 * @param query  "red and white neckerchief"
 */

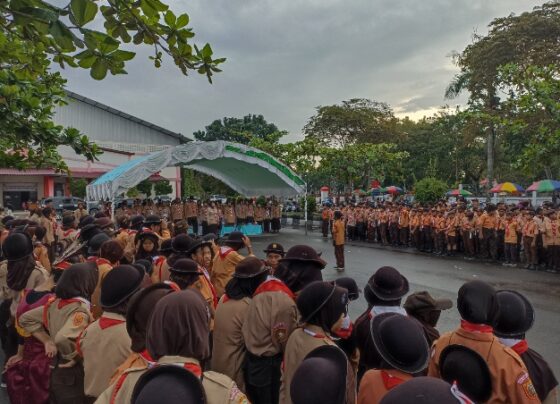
xmin=58 ymin=296 xmax=91 ymax=311
xmin=450 ymin=382 xmax=475 ymax=404
xmin=168 ymin=361 xmax=203 ymax=378
xmin=460 ymin=320 xmax=493 ymax=333
xmin=139 ymin=350 xmax=156 ymax=366
xmin=380 ymin=370 xmax=407 ymax=390
xmin=499 ymin=337 xmax=529 ymax=355
xmin=99 ymin=316 xmax=125 ymax=330
xmin=303 ymin=328 xmax=331 ymax=340
xmin=218 ymin=246 xmax=234 ymax=259
xmin=368 ymin=306 xmax=407 ymax=319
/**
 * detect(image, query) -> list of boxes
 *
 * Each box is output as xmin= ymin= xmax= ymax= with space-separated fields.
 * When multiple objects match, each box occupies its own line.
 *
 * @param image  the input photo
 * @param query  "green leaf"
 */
xmin=49 ymin=21 xmax=75 ymax=51
xmin=176 ymin=13 xmax=189 ymax=28
xmin=140 ymin=0 xmax=158 ymax=18
xmin=201 ymin=43 xmax=212 ymax=59
xmin=78 ymin=55 xmax=97 ymax=68
xmin=110 ymin=50 xmax=135 ymax=61
xmin=90 ymin=58 xmax=108 ymax=80
xmin=70 ymin=0 xmax=98 ymax=26
xmin=164 ymin=11 xmax=176 ymax=27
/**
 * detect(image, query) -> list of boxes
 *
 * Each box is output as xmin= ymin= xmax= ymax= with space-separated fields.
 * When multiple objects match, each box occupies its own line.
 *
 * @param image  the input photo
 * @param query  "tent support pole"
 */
xmin=111 ymin=197 xmax=116 ymax=221
xmin=304 ymin=191 xmax=308 ymax=236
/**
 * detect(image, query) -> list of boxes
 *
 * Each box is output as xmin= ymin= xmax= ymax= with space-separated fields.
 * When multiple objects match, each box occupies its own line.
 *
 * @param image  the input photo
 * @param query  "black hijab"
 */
xmin=275 ymin=261 xmax=323 ymax=293
xmin=224 ymin=271 xmax=269 ymax=300
xmin=146 ymin=290 xmax=210 ymax=362
xmin=7 ymin=256 xmax=37 ymax=291
xmin=55 ymin=262 xmax=99 ymax=300
xmin=297 ymin=282 xmax=348 ymax=332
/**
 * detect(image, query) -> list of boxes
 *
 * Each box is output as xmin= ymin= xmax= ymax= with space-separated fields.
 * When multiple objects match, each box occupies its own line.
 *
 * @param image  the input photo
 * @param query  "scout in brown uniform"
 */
xmin=461 ymin=211 xmax=476 ymax=259
xmin=504 ymin=211 xmax=520 ymax=266
xmin=145 ymin=214 xmax=171 ymax=240
xmin=74 ymin=202 xmax=89 ymax=222
xmin=381 ymin=376 xmax=472 ymax=403
xmin=211 ymin=232 xmax=254 ymax=298
xmin=358 ymin=313 xmax=429 ymax=404
xmin=109 ymin=283 xmax=177 ymax=385
xmin=544 ymin=210 xmax=560 ymax=272
xmin=236 ymin=200 xmax=247 ymax=226
xmin=280 ymin=282 xmax=349 ymax=404
xmin=290 ymin=346 xmax=348 ymax=404
xmin=264 ymin=243 xmax=285 ymax=274
xmin=85 ymin=233 xmax=114 ymax=319
xmin=19 ymin=262 xmax=98 ymax=404
xmin=58 ymin=215 xmax=79 ymax=253
xmin=271 ymin=202 xmax=281 ymax=233
xmin=39 ymin=207 xmax=56 ymax=263
xmin=170 ymin=198 xmax=184 ymax=222
xmin=78 ymin=264 xmax=143 ymax=401
xmin=495 ymin=290 xmax=558 ymax=404
xmin=478 ymin=204 xmax=498 ymax=261
xmin=332 ymin=211 xmax=346 ymax=271
xmin=428 ymin=280 xmax=539 ymax=404
xmin=523 ymin=211 xmax=538 ymax=269
xmin=420 ymin=208 xmax=433 ymax=252
xmin=33 ymin=226 xmax=51 ymax=272
xmin=403 ymin=291 xmax=452 ymax=347
xmin=223 ymin=202 xmax=236 ymax=227
xmin=184 ymin=197 xmax=199 ymax=235
xmin=444 ymin=211 xmax=459 ymax=256
xmin=398 ymin=206 xmax=410 ymax=246
xmin=242 ymin=245 xmax=324 ymax=404
xmin=353 ymin=266 xmax=408 ymax=381
xmin=96 ymin=290 xmax=248 ymax=404
xmin=212 ymin=257 xmax=269 ymax=391
xmin=206 ymin=202 xmax=220 ymax=235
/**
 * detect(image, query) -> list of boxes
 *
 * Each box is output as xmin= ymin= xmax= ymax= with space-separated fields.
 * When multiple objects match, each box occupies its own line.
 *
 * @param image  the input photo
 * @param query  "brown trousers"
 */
xmin=523 ymin=236 xmax=537 ymax=265
xmin=462 ymin=230 xmax=475 ymax=256
xmin=334 ymin=244 xmax=345 ymax=269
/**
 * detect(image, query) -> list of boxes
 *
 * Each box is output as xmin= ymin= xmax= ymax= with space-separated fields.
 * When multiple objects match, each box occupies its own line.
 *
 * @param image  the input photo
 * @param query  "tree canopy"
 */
xmin=193 ymin=114 xmax=286 ymax=144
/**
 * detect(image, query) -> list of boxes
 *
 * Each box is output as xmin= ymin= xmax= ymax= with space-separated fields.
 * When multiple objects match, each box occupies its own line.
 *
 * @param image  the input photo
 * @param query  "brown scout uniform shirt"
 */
xmin=241 ymin=279 xmax=298 ymax=357
xmin=428 ymin=327 xmax=539 ymax=404
xmin=224 ymin=206 xmax=236 ymax=225
xmin=333 ymin=219 xmax=346 ymax=246
xmin=279 ymin=325 xmax=337 ymax=404
xmin=211 ymin=296 xmax=251 ymax=391
xmin=34 ymin=244 xmax=51 ymax=273
xmin=211 ymin=248 xmax=245 ymax=298
xmin=185 ymin=201 xmax=198 ymax=219
xmin=171 ymin=201 xmax=184 ymax=221
xmin=95 ymin=355 xmax=248 ymax=404
xmin=358 ymin=369 xmax=413 ymax=404
xmin=79 ymin=312 xmax=131 ymax=398
xmin=88 ymin=258 xmax=113 ymax=319
xmin=20 ymin=297 xmax=92 ymax=362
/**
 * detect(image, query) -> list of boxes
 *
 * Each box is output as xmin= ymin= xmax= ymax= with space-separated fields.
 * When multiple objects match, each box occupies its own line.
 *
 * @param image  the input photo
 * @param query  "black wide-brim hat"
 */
xmin=494 ymin=290 xmax=535 ymax=338
xmin=131 ymin=364 xmax=206 ymax=404
xmin=144 ymin=214 xmax=162 ymax=225
xmin=187 ymin=238 xmax=212 ymax=255
xmin=135 ymin=231 xmax=160 ymax=245
xmin=2 ymin=232 xmax=33 ymax=261
xmin=368 ymin=266 xmax=409 ymax=301
xmin=169 ymin=258 xmax=200 ymax=275
xmin=100 ymin=264 xmax=145 ymax=308
xmin=371 ymin=312 xmax=429 ymax=374
xmin=80 ymin=223 xmax=102 ymax=242
xmin=380 ymin=377 xmax=464 ymax=404
xmin=87 ymin=232 xmax=111 ymax=256
xmin=126 ymin=283 xmax=176 ymax=337
xmin=224 ymin=231 xmax=245 ymax=247
xmin=234 ymin=256 xmax=270 ymax=278
xmin=439 ymin=344 xmax=492 ymax=403
xmin=280 ymin=245 xmax=327 ymax=268
xmin=291 ymin=345 xmax=348 ymax=404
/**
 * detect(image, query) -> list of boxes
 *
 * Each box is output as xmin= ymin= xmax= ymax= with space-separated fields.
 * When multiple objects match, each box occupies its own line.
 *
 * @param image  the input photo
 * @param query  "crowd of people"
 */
xmin=321 ymin=198 xmax=560 ymax=273
xmin=0 ymin=204 xmax=556 ymax=404
xmin=92 ymin=197 xmax=283 ymax=235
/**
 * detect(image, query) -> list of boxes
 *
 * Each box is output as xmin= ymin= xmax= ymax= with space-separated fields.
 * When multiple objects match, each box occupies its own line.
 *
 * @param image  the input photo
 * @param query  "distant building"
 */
xmin=0 ymin=91 xmax=187 ymax=209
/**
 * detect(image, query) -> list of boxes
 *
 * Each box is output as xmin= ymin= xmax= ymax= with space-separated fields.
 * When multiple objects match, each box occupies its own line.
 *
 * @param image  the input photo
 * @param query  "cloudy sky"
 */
xmin=60 ymin=0 xmax=543 ymax=142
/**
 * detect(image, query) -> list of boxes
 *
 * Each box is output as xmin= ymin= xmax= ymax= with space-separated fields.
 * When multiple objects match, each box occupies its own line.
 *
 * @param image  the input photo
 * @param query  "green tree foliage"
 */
xmin=136 ymin=179 xmax=152 ymax=196
xmin=0 ymin=30 xmax=99 ymax=171
xmin=1 ymin=0 xmax=222 ymax=172
xmin=69 ymin=177 xmax=87 ymax=198
xmin=303 ymin=98 xmax=399 ymax=147
xmin=414 ymin=177 xmax=448 ymax=204
xmin=445 ymin=1 xmax=560 ymax=183
xmin=1 ymin=0 xmax=225 ymax=81
xmin=499 ymin=64 xmax=560 ymax=178
xmin=194 ymin=115 xmax=286 ymax=144
xmin=154 ymin=178 xmax=172 ymax=195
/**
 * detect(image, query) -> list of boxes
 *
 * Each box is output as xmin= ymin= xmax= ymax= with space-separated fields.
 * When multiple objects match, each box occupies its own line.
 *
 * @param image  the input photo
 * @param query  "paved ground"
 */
xmin=252 ymin=228 xmax=560 ymax=376
xmin=1 ymin=227 xmax=558 ymax=402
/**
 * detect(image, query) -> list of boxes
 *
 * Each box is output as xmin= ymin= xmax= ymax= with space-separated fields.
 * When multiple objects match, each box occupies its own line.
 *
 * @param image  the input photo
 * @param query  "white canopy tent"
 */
xmin=86 ymin=141 xmax=307 ymax=201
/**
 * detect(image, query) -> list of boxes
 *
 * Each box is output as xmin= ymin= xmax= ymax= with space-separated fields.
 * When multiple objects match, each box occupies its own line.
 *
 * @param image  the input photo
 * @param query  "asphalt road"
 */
xmin=1 ymin=227 xmax=558 ymax=402
xmin=252 ymin=228 xmax=560 ymax=376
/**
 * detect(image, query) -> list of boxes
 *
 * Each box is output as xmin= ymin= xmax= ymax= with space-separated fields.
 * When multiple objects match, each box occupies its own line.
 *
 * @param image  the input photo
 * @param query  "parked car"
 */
xmin=209 ymin=194 xmax=228 ymax=204
xmin=41 ymin=197 xmax=85 ymax=212
xmin=283 ymin=201 xmax=299 ymax=212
